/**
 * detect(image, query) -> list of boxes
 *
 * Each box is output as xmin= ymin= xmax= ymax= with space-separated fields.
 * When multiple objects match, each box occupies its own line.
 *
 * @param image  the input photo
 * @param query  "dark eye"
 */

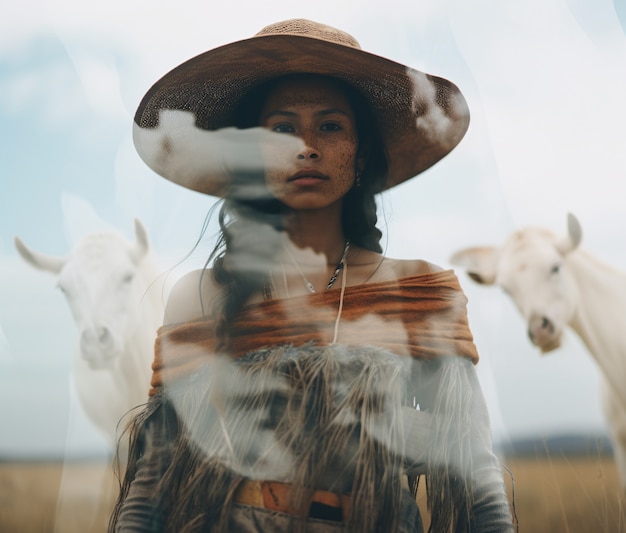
xmin=550 ymin=263 xmax=561 ymax=275
xmin=320 ymin=122 xmax=341 ymax=132
xmin=272 ymin=123 xmax=295 ymax=133
xmin=122 ymin=273 xmax=134 ymax=284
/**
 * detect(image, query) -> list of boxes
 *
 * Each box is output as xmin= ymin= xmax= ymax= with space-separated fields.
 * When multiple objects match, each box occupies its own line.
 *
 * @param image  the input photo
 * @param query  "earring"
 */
xmin=355 ymin=171 xmax=362 ymax=188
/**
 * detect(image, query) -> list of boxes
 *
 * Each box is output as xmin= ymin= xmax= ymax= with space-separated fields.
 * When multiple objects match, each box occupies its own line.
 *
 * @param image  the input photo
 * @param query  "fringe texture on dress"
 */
xmin=121 ymin=343 xmax=475 ymax=532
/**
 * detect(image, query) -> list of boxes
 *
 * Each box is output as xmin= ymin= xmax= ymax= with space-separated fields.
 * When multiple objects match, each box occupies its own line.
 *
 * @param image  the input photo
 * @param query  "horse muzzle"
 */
xmin=527 ymin=314 xmax=562 ymax=353
xmin=80 ymin=326 xmax=120 ymax=368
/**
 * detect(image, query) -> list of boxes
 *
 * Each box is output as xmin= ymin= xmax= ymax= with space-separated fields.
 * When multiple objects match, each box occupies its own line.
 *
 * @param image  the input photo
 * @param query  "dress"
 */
xmin=112 ymin=271 xmax=514 ymax=532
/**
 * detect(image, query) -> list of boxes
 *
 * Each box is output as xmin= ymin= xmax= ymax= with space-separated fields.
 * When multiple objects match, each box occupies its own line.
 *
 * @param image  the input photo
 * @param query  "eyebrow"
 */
xmin=262 ymin=108 xmax=352 ymax=120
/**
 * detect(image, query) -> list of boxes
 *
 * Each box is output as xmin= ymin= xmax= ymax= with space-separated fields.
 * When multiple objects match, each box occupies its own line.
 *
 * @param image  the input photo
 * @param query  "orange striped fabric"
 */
xmin=149 ymin=269 xmax=478 ymax=395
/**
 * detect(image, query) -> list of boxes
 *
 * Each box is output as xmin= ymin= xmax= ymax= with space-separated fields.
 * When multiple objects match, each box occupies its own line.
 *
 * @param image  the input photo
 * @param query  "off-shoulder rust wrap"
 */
xmin=150 ymin=270 xmax=478 ymax=396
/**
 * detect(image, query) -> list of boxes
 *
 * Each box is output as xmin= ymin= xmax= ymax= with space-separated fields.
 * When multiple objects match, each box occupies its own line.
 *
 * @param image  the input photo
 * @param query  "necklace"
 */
xmin=284 ymin=240 xmax=350 ymax=293
xmin=262 ymin=242 xmax=348 ymax=345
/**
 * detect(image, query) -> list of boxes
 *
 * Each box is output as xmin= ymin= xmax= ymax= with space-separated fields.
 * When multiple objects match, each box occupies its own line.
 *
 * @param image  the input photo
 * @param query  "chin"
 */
xmin=282 ymin=198 xmax=339 ymax=212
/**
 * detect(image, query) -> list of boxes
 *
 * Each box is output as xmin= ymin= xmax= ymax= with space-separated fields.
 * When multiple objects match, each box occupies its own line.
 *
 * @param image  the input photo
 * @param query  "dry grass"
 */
xmin=503 ymin=455 xmax=626 ymax=533
xmin=1 ymin=454 xmax=624 ymax=532
xmin=0 ymin=459 xmax=118 ymax=533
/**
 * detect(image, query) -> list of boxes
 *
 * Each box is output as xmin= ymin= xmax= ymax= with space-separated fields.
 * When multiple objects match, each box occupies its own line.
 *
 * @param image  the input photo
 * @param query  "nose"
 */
xmin=297 ymin=133 xmax=320 ymax=160
xmin=297 ymin=146 xmax=320 ymax=160
xmin=81 ymin=325 xmax=113 ymax=347
xmin=527 ymin=313 xmax=560 ymax=351
xmin=80 ymin=325 xmax=116 ymax=362
xmin=528 ymin=315 xmax=553 ymax=342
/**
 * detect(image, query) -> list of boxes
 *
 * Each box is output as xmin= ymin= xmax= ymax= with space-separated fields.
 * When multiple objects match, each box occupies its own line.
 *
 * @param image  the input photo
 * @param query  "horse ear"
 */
xmin=556 ymin=212 xmax=582 ymax=254
xmin=449 ymin=246 xmax=499 ymax=285
xmin=14 ymin=237 xmax=66 ymax=274
xmin=130 ymin=219 xmax=150 ymax=264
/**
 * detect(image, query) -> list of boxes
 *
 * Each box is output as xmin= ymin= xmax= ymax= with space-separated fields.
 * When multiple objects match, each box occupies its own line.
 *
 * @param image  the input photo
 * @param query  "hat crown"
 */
xmin=254 ymin=19 xmax=362 ymax=51
xmin=133 ymin=18 xmax=469 ymax=196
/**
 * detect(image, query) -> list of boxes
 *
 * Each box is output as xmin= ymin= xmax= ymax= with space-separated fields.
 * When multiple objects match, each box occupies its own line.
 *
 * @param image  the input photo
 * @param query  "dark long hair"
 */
xmin=109 ymin=74 xmax=392 ymax=533
xmin=209 ymin=74 xmax=389 ymax=350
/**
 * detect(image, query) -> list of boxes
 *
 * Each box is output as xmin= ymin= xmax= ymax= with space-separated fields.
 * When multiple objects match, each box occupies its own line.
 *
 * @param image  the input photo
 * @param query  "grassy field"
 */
xmin=0 ymin=459 xmax=118 ymax=533
xmin=1 ymin=454 xmax=624 ymax=532
xmin=503 ymin=455 xmax=625 ymax=532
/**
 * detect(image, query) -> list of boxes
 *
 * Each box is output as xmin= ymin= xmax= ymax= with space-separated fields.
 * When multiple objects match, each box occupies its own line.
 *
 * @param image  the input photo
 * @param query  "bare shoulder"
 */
xmin=349 ymin=247 xmax=444 ymax=284
xmin=387 ymin=257 xmax=444 ymax=278
xmin=163 ymin=268 xmax=217 ymax=325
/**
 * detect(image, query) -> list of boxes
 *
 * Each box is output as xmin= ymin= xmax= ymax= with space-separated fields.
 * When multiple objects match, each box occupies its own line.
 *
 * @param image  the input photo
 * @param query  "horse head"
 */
xmin=450 ymin=213 xmax=583 ymax=353
xmin=15 ymin=219 xmax=152 ymax=369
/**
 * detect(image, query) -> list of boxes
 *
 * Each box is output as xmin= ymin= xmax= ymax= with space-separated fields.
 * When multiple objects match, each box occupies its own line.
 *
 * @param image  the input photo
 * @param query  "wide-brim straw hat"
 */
xmin=133 ymin=19 xmax=470 ymax=197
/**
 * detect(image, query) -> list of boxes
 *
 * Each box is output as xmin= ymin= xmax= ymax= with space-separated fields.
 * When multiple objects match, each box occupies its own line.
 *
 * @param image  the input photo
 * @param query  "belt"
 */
xmin=233 ymin=480 xmax=351 ymax=522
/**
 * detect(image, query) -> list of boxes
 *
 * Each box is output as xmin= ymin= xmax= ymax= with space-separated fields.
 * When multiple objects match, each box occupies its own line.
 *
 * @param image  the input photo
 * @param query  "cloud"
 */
xmin=444 ymin=0 xmax=626 ymax=255
xmin=0 ymin=35 xmax=129 ymax=133
xmin=60 ymin=193 xmax=117 ymax=246
xmin=1 ymin=0 xmax=620 ymax=456
xmin=0 ymin=47 xmax=84 ymax=126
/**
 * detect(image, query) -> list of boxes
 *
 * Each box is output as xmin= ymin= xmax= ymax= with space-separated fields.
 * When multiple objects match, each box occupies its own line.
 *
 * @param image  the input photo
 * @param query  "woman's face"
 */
xmin=259 ymin=77 xmax=363 ymax=211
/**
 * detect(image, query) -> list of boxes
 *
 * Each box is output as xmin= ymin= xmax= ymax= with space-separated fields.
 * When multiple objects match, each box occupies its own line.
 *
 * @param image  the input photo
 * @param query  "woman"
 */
xmin=110 ymin=19 xmax=514 ymax=532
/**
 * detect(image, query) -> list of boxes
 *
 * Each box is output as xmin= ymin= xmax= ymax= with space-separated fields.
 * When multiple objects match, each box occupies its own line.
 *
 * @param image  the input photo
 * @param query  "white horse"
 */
xmin=14 ymin=219 xmax=164 ymax=449
xmin=450 ymin=213 xmax=626 ymax=490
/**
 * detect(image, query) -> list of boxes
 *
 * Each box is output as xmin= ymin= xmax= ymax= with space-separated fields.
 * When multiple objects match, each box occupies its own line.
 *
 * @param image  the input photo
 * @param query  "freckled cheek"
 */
xmin=260 ymin=166 xmax=287 ymax=201
xmin=260 ymin=143 xmax=290 ymax=170
xmin=332 ymin=146 xmax=358 ymax=183
xmin=336 ymin=151 xmax=355 ymax=171
xmin=260 ymin=143 xmax=294 ymax=195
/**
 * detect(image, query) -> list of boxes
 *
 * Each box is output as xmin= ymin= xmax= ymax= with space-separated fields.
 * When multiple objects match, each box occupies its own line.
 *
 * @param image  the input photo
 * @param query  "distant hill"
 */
xmin=0 ymin=433 xmax=614 ymax=462
xmin=498 ymin=433 xmax=613 ymax=457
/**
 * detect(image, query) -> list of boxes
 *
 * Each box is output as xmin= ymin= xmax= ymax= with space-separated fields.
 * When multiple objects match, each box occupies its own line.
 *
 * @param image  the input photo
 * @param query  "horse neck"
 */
xmin=118 ymin=254 xmax=165 ymax=393
xmin=135 ymin=253 xmax=167 ymax=321
xmin=567 ymin=249 xmax=626 ymax=397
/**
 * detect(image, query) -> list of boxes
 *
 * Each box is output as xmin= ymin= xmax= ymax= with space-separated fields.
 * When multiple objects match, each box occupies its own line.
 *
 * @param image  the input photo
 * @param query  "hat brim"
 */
xmin=134 ymin=34 xmax=470 ymax=196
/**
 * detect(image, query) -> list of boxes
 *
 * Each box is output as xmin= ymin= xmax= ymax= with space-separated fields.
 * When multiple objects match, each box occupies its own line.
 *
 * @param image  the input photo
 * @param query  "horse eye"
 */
xmin=122 ymin=273 xmax=134 ymax=284
xmin=550 ymin=263 xmax=561 ymax=275
xmin=56 ymin=283 xmax=71 ymax=298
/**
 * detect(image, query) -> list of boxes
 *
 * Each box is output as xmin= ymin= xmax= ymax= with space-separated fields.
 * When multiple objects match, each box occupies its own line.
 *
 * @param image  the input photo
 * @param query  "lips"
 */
xmin=288 ymin=170 xmax=328 ymax=182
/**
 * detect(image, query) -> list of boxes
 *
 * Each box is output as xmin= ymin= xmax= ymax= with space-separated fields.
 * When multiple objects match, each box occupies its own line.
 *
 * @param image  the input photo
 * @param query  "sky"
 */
xmin=1 ymin=0 xmax=625 ymax=458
